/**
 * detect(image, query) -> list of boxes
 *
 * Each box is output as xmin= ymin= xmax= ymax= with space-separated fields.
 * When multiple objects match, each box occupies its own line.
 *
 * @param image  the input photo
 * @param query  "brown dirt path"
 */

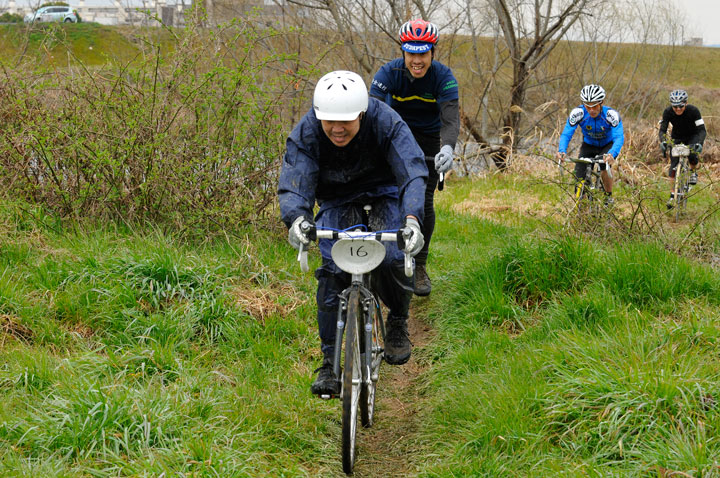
xmin=345 ymin=301 xmax=436 ymax=477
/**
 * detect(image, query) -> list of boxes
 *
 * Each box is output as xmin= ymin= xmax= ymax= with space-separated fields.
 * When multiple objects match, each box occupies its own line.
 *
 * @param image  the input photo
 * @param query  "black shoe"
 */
xmin=667 ymin=194 xmax=675 ymax=210
xmin=604 ymin=196 xmax=614 ymax=207
xmin=413 ymin=264 xmax=432 ymax=296
xmin=689 ymin=171 xmax=698 ymax=185
xmin=310 ymin=359 xmax=339 ymax=396
xmin=385 ymin=317 xmax=411 ymax=365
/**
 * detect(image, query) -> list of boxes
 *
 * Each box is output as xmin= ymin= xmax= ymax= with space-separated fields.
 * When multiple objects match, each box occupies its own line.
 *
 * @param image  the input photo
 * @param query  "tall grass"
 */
xmin=418 ymin=173 xmax=720 ymax=476
xmin=2 ymin=145 xmax=720 ymax=475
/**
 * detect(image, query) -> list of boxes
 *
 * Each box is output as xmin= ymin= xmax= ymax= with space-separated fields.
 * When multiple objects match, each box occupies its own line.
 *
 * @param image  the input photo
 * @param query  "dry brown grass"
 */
xmin=230 ymin=282 xmax=306 ymax=324
xmin=0 ymin=314 xmax=33 ymax=346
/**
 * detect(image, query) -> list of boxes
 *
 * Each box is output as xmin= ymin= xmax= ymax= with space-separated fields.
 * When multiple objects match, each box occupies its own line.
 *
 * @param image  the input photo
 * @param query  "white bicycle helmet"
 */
xmin=669 ymin=89 xmax=688 ymax=106
xmin=580 ymin=84 xmax=606 ymax=104
xmin=313 ymin=71 xmax=368 ymax=121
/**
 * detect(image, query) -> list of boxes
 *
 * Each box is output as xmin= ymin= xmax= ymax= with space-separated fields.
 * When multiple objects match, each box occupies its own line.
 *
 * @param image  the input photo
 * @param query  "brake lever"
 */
xmin=404 ymin=254 xmax=413 ymax=277
xmin=298 ymin=243 xmax=309 ymax=272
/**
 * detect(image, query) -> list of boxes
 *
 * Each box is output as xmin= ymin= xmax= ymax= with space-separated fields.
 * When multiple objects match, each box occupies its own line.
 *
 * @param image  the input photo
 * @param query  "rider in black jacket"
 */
xmin=659 ymin=89 xmax=706 ymax=207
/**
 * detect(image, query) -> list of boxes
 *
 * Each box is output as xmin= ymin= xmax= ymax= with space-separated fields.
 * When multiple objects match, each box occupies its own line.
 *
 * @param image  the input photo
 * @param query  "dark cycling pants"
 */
xmin=574 ymin=142 xmax=613 ymax=181
xmin=412 ymin=130 xmax=441 ymax=267
xmin=314 ymin=197 xmax=413 ymax=356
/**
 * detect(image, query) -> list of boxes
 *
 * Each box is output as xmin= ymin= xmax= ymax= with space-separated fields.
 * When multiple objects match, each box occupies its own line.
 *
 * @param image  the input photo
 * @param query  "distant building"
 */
xmin=683 ymin=37 xmax=703 ymax=47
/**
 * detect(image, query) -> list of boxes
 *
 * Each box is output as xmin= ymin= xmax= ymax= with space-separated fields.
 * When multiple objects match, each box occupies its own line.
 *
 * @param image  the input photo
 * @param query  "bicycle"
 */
xmin=668 ymin=143 xmax=692 ymax=222
xmin=297 ymin=212 xmax=414 ymax=474
xmin=562 ymin=155 xmax=608 ymax=216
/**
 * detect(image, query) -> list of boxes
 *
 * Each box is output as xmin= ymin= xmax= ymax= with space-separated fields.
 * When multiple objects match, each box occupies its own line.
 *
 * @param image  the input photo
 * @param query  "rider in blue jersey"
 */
xmin=278 ymin=71 xmax=428 ymax=396
xmin=556 ymin=84 xmax=624 ymax=203
xmin=369 ymin=19 xmax=459 ymax=296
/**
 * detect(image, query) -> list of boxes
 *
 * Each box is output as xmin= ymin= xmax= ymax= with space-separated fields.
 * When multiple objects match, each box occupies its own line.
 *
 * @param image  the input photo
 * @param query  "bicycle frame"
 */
xmin=297 ymin=222 xmax=413 ymax=474
xmin=670 ymin=144 xmax=691 ymax=221
xmin=565 ymin=156 xmax=607 ymax=215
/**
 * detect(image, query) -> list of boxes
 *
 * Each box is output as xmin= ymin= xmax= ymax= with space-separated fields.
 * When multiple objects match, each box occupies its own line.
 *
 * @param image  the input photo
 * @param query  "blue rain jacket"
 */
xmin=278 ymin=98 xmax=428 ymax=228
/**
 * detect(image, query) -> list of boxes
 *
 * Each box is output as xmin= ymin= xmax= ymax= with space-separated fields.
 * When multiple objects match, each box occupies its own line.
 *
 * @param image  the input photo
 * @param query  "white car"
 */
xmin=24 ymin=5 xmax=78 ymax=23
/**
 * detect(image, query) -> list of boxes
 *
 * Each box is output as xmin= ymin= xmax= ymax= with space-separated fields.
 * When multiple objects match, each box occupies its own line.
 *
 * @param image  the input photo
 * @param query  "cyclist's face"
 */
xmin=321 ymin=117 xmax=361 ymax=147
xmin=672 ymin=103 xmax=687 ymax=115
xmin=403 ymin=50 xmax=432 ymax=78
xmin=583 ymin=101 xmax=603 ymax=118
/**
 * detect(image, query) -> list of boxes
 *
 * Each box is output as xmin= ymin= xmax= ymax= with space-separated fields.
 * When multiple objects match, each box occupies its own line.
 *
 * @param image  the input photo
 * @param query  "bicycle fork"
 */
xmin=331 ymin=280 xmax=376 ymax=398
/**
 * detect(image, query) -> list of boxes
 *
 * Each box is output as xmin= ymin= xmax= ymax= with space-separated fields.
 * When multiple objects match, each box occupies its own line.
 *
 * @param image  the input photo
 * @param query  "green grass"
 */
xmin=0 ymin=23 xmax=166 ymax=66
xmin=2 ymin=170 xmax=720 ymax=476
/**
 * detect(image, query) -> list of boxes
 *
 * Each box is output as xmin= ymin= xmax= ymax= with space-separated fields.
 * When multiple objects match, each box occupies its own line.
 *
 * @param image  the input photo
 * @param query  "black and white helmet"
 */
xmin=580 ymin=84 xmax=606 ymax=104
xmin=669 ymin=89 xmax=688 ymax=106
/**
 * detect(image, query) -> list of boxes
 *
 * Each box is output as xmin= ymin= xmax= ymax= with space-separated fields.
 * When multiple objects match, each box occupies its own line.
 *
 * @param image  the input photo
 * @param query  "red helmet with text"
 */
xmin=399 ymin=19 xmax=438 ymax=53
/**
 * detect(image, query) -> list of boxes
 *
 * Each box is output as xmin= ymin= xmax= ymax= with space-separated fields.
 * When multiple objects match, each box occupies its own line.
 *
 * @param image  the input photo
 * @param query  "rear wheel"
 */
xmin=360 ymin=294 xmax=383 ymax=427
xmin=342 ymin=290 xmax=361 ymax=474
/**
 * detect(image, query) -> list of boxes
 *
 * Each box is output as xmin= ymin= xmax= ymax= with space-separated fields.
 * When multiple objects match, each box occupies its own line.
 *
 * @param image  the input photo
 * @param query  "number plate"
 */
xmin=330 ymin=238 xmax=386 ymax=275
xmin=672 ymin=145 xmax=689 ymax=156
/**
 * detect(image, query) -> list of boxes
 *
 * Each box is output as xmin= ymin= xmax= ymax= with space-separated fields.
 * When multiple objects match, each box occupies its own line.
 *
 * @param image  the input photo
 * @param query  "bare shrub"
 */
xmin=0 ymin=9 xmax=301 ymax=236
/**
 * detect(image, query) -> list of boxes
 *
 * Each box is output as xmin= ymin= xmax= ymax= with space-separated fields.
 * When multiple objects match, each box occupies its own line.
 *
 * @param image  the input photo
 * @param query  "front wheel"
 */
xmin=342 ymin=290 xmax=361 ymax=474
xmin=360 ymin=293 xmax=383 ymax=427
xmin=673 ymin=160 xmax=689 ymax=222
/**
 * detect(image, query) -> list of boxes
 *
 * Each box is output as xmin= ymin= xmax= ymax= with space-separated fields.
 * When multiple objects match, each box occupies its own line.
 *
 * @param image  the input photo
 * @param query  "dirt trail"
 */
xmin=346 ymin=301 xmax=436 ymax=478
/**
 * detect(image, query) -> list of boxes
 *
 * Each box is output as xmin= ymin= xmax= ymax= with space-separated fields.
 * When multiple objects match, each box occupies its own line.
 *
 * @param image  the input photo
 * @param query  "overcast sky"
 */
xmin=683 ymin=0 xmax=720 ymax=45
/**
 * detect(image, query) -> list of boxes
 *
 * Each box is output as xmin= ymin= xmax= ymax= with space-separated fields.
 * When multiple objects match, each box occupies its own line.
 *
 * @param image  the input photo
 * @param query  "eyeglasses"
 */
xmin=583 ymin=102 xmax=602 ymax=108
xmin=671 ymin=104 xmax=687 ymax=109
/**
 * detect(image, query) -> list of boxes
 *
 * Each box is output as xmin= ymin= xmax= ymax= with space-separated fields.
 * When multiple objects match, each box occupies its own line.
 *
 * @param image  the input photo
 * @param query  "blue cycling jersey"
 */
xmin=558 ymin=105 xmax=624 ymax=159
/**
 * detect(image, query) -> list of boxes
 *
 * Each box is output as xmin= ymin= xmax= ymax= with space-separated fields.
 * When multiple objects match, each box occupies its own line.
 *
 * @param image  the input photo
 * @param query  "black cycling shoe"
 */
xmin=310 ymin=360 xmax=339 ymax=396
xmin=689 ymin=171 xmax=698 ymax=185
xmin=385 ymin=317 xmax=411 ymax=365
xmin=667 ymin=194 xmax=675 ymax=210
xmin=413 ymin=264 xmax=432 ymax=296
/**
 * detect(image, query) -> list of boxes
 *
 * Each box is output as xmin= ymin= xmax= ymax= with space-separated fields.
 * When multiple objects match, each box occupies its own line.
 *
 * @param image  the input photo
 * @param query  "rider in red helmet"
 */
xmin=370 ymin=19 xmax=459 ymax=300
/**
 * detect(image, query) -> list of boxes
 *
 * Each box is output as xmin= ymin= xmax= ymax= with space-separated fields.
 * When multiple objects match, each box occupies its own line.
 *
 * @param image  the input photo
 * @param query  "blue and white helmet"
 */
xmin=669 ymin=89 xmax=688 ymax=106
xmin=580 ymin=84 xmax=606 ymax=104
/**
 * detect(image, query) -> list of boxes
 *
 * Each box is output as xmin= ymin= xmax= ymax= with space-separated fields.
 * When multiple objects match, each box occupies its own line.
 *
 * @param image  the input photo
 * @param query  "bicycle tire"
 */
xmin=360 ymin=293 xmax=383 ymax=427
xmin=674 ymin=158 xmax=688 ymax=222
xmin=342 ymin=290 xmax=361 ymax=474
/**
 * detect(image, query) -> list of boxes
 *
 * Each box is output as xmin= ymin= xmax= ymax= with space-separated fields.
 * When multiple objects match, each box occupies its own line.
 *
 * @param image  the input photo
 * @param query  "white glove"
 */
xmin=402 ymin=217 xmax=424 ymax=257
xmin=288 ymin=216 xmax=312 ymax=250
xmin=434 ymin=145 xmax=454 ymax=174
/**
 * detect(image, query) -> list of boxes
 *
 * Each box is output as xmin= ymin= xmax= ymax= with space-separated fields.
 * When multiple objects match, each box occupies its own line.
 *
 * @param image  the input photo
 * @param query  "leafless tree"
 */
xmin=274 ymin=0 xmax=460 ymax=74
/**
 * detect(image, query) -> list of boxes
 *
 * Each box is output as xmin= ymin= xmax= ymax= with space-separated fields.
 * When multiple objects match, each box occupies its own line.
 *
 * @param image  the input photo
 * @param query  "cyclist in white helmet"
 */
xmin=556 ymin=84 xmax=625 ymax=205
xmin=278 ymin=71 xmax=429 ymax=396
xmin=659 ymin=89 xmax=706 ymax=208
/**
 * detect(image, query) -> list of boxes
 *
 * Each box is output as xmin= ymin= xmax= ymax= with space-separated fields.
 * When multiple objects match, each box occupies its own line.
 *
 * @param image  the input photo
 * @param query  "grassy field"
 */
xmin=1 ymin=19 xmax=720 ymax=476
xmin=2 ymin=161 xmax=720 ymax=476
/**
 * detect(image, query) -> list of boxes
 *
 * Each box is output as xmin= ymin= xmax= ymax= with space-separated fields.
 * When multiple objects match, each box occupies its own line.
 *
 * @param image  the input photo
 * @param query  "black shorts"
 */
xmin=574 ymin=142 xmax=613 ymax=180
xmin=668 ymin=152 xmax=699 ymax=177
